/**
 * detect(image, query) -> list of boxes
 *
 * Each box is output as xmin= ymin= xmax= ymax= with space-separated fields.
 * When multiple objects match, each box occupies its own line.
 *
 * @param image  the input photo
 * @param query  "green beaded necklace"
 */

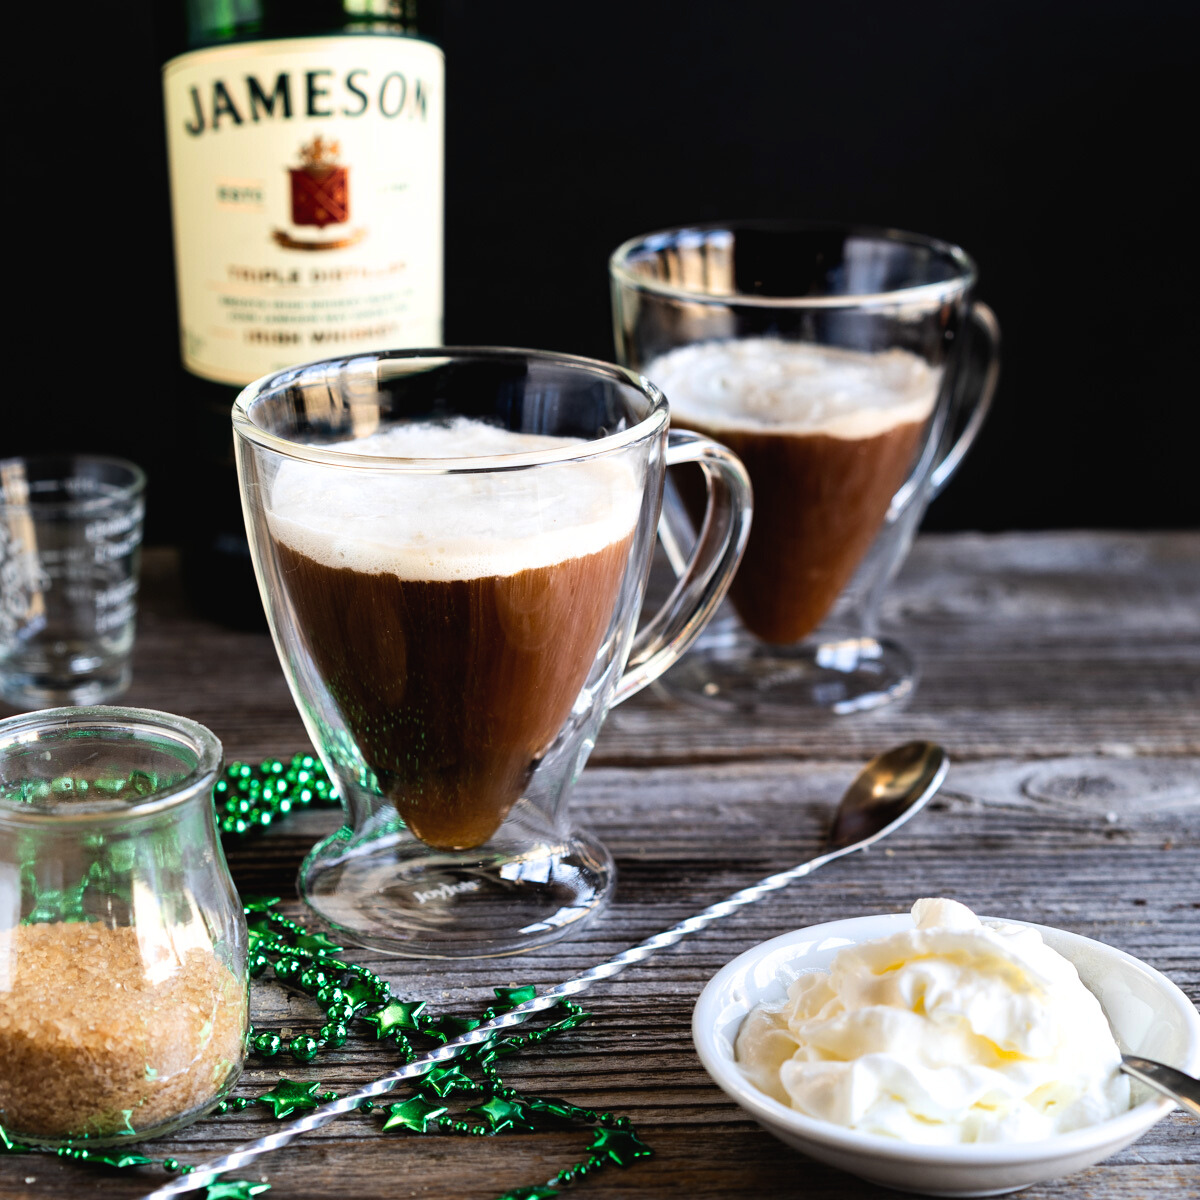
xmin=1 ymin=755 xmax=653 ymax=1200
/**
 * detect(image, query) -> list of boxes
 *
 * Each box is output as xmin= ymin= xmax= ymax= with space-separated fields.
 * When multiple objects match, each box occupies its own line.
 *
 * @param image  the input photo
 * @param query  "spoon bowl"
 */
xmin=830 ymin=740 xmax=948 ymax=850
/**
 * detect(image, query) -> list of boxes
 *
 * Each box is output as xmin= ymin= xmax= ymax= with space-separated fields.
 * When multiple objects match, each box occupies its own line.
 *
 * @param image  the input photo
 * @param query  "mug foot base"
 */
xmin=662 ymin=626 xmax=915 ymax=715
xmin=299 ymin=824 xmax=614 ymax=958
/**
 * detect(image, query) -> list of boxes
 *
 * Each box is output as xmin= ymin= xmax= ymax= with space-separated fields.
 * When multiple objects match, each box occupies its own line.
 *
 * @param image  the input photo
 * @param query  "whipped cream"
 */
xmin=736 ymin=899 xmax=1131 ymax=1143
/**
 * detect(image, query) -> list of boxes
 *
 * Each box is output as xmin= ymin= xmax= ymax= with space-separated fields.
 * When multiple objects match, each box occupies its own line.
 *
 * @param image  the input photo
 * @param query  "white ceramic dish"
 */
xmin=692 ymin=913 xmax=1200 ymax=1197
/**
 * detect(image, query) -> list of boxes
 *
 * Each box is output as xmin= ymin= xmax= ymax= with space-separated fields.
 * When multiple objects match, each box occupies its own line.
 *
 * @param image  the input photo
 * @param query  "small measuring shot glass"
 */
xmin=0 ymin=455 xmax=146 ymax=709
xmin=0 ymin=706 xmax=248 ymax=1146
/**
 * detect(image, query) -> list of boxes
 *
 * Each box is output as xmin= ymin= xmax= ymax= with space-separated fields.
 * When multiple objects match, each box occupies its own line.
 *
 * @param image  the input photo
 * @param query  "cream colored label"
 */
xmin=164 ymin=36 xmax=443 ymax=386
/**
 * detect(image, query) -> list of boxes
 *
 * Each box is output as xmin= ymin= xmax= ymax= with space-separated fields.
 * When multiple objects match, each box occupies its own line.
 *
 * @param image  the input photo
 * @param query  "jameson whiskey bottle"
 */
xmin=160 ymin=1 xmax=444 ymax=625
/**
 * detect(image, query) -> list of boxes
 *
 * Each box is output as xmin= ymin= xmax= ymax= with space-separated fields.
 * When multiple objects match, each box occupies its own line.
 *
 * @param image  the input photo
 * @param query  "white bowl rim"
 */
xmin=692 ymin=912 xmax=1200 ymax=1166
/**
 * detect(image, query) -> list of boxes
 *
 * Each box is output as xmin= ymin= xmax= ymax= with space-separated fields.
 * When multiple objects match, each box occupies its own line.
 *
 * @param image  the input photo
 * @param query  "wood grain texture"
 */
xmin=1 ymin=532 xmax=1197 ymax=1200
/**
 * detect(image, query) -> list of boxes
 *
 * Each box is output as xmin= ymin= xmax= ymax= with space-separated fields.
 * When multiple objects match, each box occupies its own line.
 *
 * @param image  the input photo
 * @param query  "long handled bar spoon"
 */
xmin=145 ymin=741 xmax=948 ymax=1198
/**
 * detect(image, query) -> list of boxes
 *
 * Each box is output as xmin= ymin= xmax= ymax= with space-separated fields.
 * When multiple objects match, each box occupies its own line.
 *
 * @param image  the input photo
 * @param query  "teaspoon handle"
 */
xmin=1120 ymin=1055 xmax=1200 ymax=1116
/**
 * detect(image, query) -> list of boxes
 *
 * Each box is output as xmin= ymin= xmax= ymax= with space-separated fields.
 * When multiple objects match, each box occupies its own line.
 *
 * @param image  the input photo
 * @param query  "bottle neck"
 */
xmin=168 ymin=0 xmax=440 ymax=51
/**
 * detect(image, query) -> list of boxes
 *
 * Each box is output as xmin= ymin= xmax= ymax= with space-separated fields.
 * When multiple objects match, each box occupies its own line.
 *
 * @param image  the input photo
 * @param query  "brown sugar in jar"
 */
xmin=0 ymin=706 xmax=251 ymax=1147
xmin=0 ymin=921 xmax=247 ymax=1142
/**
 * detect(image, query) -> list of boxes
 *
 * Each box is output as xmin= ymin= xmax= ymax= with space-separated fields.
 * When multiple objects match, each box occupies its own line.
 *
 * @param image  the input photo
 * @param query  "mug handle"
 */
xmin=888 ymin=300 xmax=1001 ymax=519
xmin=610 ymin=429 xmax=752 ymax=706
xmin=929 ymin=300 xmax=1001 ymax=498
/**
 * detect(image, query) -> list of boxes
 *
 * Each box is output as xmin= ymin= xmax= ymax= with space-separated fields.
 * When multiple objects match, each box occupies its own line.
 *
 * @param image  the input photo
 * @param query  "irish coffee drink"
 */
xmin=266 ymin=419 xmax=641 ymax=851
xmin=648 ymin=339 xmax=940 ymax=645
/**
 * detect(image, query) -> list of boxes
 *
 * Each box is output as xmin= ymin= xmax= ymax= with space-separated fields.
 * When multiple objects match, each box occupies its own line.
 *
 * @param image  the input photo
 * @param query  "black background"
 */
xmin=10 ymin=1 xmax=1197 ymax=542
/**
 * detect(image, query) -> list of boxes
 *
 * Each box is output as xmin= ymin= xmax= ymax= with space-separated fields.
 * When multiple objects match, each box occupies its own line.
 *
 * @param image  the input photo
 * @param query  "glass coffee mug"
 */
xmin=611 ymin=221 xmax=1000 ymax=714
xmin=234 ymin=348 xmax=751 ymax=957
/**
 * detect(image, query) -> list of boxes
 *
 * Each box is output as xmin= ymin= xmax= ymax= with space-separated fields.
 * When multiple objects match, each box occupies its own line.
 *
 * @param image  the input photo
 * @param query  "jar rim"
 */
xmin=0 ymin=706 xmax=223 ymax=826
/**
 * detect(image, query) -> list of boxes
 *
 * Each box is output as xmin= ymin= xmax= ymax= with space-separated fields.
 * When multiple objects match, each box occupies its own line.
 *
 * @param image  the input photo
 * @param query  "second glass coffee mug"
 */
xmin=234 ymin=348 xmax=751 ymax=957
xmin=611 ymin=221 xmax=1000 ymax=715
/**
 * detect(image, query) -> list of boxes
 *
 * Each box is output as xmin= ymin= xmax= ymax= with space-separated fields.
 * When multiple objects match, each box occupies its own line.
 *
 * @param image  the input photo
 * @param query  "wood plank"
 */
xmin=92 ymin=532 xmax=1200 ymax=766
xmin=599 ymin=531 xmax=1200 ymax=764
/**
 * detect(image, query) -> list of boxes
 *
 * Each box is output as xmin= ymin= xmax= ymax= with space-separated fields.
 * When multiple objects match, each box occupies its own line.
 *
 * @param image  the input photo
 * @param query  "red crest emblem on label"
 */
xmin=289 ymin=136 xmax=349 ymax=228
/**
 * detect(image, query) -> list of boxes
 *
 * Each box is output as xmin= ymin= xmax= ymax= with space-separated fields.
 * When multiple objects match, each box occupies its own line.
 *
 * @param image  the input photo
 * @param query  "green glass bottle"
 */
xmin=160 ymin=1 xmax=444 ymax=625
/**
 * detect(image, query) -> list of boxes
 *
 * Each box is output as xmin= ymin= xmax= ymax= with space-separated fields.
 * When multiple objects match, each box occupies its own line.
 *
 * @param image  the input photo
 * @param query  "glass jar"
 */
xmin=0 ymin=706 xmax=247 ymax=1146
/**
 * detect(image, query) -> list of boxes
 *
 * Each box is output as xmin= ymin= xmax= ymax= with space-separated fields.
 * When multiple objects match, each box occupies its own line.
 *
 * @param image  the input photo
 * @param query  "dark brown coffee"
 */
xmin=264 ymin=419 xmax=642 ymax=851
xmin=674 ymin=419 xmax=925 ymax=644
xmin=648 ymin=339 xmax=939 ymax=645
xmin=272 ymin=536 xmax=631 ymax=849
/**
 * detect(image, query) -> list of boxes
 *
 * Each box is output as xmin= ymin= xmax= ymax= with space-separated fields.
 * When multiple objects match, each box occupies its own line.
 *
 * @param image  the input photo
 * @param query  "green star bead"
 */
xmin=363 ymin=998 xmax=426 ymax=1039
xmin=202 ymin=1182 xmax=272 ymax=1200
xmin=472 ymin=1046 xmax=498 ymax=1071
xmin=589 ymin=1126 xmax=654 ymax=1167
xmin=467 ymin=1095 xmax=534 ymax=1133
xmin=381 ymin=1096 xmax=447 ymax=1134
xmin=430 ymin=1014 xmax=481 ymax=1040
xmin=291 ymin=931 xmax=344 ymax=955
xmin=493 ymin=985 xmax=537 ymax=1010
xmin=337 ymin=976 xmax=382 ymax=1015
xmin=545 ymin=1010 xmax=591 ymax=1032
xmin=127 ymin=770 xmax=158 ymax=796
xmin=494 ymin=1189 xmax=559 ymax=1200
xmin=414 ymin=1063 xmax=478 ymax=1097
xmin=94 ymin=1152 xmax=154 ymax=1168
xmin=257 ymin=1078 xmax=326 ymax=1119
xmin=241 ymin=897 xmax=281 ymax=914
xmin=526 ymin=1097 xmax=585 ymax=1121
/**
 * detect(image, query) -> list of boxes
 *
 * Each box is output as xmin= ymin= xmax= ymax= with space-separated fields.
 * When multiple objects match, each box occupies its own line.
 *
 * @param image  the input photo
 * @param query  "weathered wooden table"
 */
xmin=3 ymin=532 xmax=1197 ymax=1200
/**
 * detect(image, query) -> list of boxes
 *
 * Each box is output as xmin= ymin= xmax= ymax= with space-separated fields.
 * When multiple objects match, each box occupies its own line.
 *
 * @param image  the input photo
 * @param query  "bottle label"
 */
xmin=163 ymin=35 xmax=444 ymax=386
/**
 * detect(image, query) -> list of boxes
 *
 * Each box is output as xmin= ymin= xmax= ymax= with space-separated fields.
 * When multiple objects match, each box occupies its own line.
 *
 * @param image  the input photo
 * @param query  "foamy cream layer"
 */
xmin=266 ymin=419 xmax=643 ymax=581
xmin=736 ymin=899 xmax=1131 ymax=1144
xmin=647 ymin=338 xmax=940 ymax=439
